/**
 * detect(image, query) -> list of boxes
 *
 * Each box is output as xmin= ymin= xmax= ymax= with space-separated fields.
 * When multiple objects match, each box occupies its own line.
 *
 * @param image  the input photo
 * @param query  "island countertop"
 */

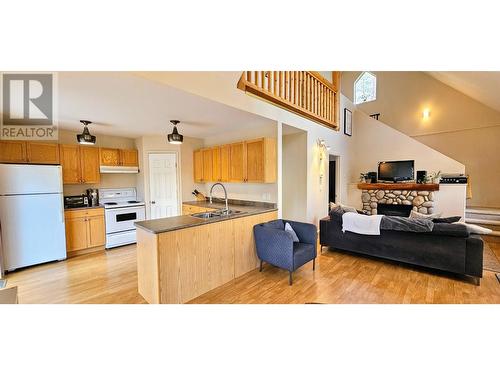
xmin=134 ymin=199 xmax=277 ymax=234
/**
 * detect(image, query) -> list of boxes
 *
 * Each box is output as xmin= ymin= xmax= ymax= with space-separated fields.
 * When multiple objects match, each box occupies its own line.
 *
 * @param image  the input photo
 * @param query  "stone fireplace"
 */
xmin=358 ymin=183 xmax=438 ymax=216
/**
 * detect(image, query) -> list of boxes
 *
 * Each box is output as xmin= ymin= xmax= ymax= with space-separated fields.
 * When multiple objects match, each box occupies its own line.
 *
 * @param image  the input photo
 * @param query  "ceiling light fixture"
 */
xmin=167 ymin=120 xmax=184 ymax=145
xmin=77 ymin=120 xmax=96 ymax=145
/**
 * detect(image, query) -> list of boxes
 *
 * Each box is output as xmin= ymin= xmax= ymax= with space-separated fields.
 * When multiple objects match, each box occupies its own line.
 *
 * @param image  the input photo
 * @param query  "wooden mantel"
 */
xmin=357 ymin=183 xmax=440 ymax=191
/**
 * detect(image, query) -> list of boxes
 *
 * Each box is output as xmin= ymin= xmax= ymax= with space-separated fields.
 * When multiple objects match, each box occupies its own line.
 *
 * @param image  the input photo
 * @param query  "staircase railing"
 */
xmin=237 ymin=71 xmax=340 ymax=130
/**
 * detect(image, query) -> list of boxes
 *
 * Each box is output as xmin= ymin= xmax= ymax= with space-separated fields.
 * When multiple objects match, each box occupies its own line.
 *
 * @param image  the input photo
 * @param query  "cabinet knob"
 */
xmin=151 ymin=201 xmax=156 ymax=204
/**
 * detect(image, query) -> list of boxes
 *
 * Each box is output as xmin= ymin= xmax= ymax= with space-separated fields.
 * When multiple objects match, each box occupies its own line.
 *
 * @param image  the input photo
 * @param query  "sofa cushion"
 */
xmin=431 ymin=223 xmax=469 ymax=237
xmin=262 ymin=219 xmax=285 ymax=230
xmin=380 ymin=216 xmax=434 ymax=232
xmin=433 ymin=216 xmax=461 ymax=224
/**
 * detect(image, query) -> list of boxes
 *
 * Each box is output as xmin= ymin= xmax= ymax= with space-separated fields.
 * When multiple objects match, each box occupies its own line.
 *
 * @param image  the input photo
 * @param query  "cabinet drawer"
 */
xmin=65 ymin=208 xmax=104 ymax=219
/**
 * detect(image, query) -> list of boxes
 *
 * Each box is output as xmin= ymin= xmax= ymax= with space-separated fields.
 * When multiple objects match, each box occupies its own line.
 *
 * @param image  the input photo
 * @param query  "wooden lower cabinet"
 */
xmin=136 ymin=210 xmax=278 ymax=304
xmin=65 ymin=208 xmax=105 ymax=256
xmin=182 ymin=204 xmax=217 ymax=215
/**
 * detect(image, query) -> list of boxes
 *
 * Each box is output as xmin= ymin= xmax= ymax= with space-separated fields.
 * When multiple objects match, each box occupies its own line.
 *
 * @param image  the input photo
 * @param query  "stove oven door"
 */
xmin=105 ymin=206 xmax=146 ymax=234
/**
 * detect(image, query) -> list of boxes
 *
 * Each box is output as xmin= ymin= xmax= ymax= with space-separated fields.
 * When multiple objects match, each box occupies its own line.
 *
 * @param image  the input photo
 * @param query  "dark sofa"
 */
xmin=319 ymin=214 xmax=484 ymax=285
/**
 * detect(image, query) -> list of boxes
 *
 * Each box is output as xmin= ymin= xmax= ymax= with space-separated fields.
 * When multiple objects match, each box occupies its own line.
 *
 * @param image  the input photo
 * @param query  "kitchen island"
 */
xmin=134 ymin=199 xmax=277 ymax=304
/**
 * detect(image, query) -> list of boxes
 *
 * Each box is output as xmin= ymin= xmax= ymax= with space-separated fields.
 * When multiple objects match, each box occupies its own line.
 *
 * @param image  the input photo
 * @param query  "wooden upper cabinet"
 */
xmin=229 ymin=142 xmax=245 ymax=182
xmin=26 ymin=142 xmax=59 ymax=164
xmin=220 ymin=144 xmax=230 ymax=182
xmin=245 ymin=138 xmax=276 ymax=183
xmin=60 ymin=144 xmax=81 ymax=184
xmin=193 ymin=149 xmax=203 ymax=182
xmin=212 ymin=147 xmax=221 ymax=182
xmin=202 ymin=148 xmax=213 ymax=182
xmin=60 ymin=145 xmax=100 ymax=184
xmin=80 ymin=146 xmax=100 ymax=184
xmin=0 ymin=141 xmax=27 ymax=163
xmin=120 ymin=149 xmax=139 ymax=167
xmin=245 ymin=139 xmax=265 ymax=182
xmin=99 ymin=148 xmax=120 ymax=166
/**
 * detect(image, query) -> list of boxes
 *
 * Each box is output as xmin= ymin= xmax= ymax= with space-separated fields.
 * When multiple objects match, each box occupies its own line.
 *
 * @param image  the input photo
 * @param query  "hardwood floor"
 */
xmin=4 ymin=242 xmax=500 ymax=304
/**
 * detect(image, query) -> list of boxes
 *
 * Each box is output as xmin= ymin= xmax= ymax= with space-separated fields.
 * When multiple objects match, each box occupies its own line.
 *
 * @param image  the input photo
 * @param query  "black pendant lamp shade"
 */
xmin=167 ymin=120 xmax=183 ymax=144
xmin=77 ymin=120 xmax=96 ymax=145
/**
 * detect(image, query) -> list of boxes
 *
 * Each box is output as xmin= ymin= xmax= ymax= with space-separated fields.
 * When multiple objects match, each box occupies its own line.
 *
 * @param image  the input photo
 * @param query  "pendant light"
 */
xmin=77 ymin=120 xmax=96 ymax=145
xmin=167 ymin=120 xmax=183 ymax=144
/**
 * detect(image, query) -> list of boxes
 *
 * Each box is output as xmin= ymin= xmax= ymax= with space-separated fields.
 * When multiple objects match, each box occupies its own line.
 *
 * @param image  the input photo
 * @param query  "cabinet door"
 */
xmin=193 ymin=150 xmax=203 ymax=182
xmin=99 ymin=148 xmax=120 ymax=166
xmin=229 ymin=142 xmax=245 ymax=182
xmin=65 ymin=217 xmax=88 ymax=252
xmin=120 ymin=149 xmax=139 ymax=167
xmin=245 ymin=139 xmax=265 ymax=183
xmin=60 ymin=144 xmax=81 ymax=184
xmin=212 ymin=147 xmax=221 ymax=182
xmin=26 ymin=142 xmax=60 ymax=164
xmin=87 ymin=215 xmax=106 ymax=248
xmin=0 ymin=141 xmax=27 ymax=163
xmin=220 ymin=144 xmax=230 ymax=182
xmin=80 ymin=146 xmax=100 ymax=184
xmin=202 ymin=148 xmax=213 ymax=182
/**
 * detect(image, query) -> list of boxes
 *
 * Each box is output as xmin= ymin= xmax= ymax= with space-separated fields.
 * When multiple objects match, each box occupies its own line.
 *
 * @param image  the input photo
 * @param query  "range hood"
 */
xmin=100 ymin=166 xmax=139 ymax=174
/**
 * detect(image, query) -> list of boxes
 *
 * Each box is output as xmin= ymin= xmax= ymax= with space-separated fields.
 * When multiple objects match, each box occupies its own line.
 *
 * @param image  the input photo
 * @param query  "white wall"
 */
xmin=282 ymin=131 xmax=307 ymax=221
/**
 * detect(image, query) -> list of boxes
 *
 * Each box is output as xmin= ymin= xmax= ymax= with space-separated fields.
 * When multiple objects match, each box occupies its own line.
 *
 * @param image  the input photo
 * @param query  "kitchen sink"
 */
xmin=191 ymin=209 xmax=245 ymax=219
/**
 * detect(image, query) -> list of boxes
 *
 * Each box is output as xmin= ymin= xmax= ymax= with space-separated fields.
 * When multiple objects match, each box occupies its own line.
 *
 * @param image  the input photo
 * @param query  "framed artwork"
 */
xmin=344 ymin=108 xmax=352 ymax=136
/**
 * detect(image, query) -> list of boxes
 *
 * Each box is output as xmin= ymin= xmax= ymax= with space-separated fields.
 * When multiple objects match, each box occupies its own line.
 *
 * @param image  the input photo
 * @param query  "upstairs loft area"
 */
xmin=237 ymin=71 xmax=341 ymax=130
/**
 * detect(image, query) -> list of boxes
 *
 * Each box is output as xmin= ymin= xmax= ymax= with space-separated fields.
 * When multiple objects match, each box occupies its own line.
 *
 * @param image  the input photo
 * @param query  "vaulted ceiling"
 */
xmin=427 ymin=72 xmax=500 ymax=113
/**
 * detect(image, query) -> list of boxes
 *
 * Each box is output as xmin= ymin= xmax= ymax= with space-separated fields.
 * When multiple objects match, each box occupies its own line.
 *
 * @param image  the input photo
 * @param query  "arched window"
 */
xmin=354 ymin=72 xmax=376 ymax=104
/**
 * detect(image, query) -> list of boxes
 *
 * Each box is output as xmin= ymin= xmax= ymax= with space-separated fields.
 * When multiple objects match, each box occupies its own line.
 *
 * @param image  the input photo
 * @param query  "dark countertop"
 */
xmin=64 ymin=205 xmax=105 ymax=211
xmin=135 ymin=199 xmax=277 ymax=234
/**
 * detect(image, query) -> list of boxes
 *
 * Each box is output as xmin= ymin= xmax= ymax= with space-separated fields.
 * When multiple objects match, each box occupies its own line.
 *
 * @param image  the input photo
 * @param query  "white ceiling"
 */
xmin=427 ymin=72 xmax=500 ymax=113
xmin=58 ymin=72 xmax=273 ymax=139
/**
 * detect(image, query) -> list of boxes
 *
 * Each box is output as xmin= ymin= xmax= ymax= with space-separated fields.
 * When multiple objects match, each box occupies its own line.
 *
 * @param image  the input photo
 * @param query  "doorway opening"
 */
xmin=282 ymin=124 xmax=307 ymax=221
xmin=328 ymin=154 xmax=339 ymax=210
xmin=148 ymin=152 xmax=180 ymax=219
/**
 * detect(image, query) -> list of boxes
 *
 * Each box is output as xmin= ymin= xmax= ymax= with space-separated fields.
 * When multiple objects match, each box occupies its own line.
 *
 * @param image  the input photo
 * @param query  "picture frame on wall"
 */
xmin=344 ymin=108 xmax=352 ymax=136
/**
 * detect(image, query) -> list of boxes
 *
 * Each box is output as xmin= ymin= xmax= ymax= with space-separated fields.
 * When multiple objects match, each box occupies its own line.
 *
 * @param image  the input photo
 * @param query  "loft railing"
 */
xmin=237 ymin=71 xmax=340 ymax=130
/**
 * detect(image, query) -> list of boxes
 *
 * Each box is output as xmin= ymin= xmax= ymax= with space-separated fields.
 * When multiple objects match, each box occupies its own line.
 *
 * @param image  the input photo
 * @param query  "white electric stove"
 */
xmin=100 ymin=188 xmax=146 ymax=249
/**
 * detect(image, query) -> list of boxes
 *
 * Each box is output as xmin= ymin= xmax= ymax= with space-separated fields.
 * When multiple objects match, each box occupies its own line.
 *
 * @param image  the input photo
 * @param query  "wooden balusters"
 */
xmin=237 ymin=71 xmax=340 ymax=130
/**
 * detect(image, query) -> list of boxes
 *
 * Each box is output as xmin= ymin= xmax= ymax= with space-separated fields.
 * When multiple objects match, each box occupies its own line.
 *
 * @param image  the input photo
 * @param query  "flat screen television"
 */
xmin=378 ymin=160 xmax=414 ymax=182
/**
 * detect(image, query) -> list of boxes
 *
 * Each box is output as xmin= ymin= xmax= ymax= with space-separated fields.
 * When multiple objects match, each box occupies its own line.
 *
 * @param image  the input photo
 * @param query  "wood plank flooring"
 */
xmin=4 ymin=242 xmax=500 ymax=304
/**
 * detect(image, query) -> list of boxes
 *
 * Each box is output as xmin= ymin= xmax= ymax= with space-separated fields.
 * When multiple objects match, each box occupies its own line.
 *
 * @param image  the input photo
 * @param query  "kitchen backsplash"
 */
xmin=63 ymin=174 xmax=138 ymax=197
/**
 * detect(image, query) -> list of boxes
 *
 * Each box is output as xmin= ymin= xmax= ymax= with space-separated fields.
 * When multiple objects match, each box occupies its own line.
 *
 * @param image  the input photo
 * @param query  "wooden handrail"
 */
xmin=237 ymin=71 xmax=340 ymax=130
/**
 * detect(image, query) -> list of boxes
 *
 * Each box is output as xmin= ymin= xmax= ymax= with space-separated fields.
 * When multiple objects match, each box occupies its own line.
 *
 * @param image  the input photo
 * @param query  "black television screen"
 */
xmin=378 ymin=160 xmax=414 ymax=182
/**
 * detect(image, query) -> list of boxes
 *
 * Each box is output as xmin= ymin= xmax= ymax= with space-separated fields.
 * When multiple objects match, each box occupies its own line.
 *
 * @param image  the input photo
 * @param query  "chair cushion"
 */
xmin=293 ymin=242 xmax=316 ymax=269
xmin=262 ymin=219 xmax=285 ymax=230
xmin=285 ymin=222 xmax=300 ymax=242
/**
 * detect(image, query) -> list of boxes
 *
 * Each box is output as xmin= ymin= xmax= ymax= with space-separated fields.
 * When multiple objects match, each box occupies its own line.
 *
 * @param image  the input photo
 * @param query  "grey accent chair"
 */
xmin=253 ymin=219 xmax=317 ymax=285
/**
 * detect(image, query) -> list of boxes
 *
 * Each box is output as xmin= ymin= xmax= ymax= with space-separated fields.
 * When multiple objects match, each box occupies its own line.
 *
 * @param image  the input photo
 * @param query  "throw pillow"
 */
xmin=285 ymin=222 xmax=300 ymax=242
xmin=452 ymin=222 xmax=492 ymax=235
xmin=339 ymin=203 xmax=357 ymax=213
xmin=409 ymin=210 xmax=442 ymax=220
xmin=432 ymin=216 xmax=461 ymax=224
xmin=329 ymin=204 xmax=345 ymax=215
xmin=262 ymin=219 xmax=284 ymax=230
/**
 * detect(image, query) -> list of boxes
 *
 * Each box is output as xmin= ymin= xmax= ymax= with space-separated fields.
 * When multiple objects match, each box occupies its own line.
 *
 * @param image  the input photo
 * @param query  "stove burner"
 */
xmin=128 ymin=200 xmax=140 ymax=204
xmin=105 ymin=202 xmax=118 ymax=205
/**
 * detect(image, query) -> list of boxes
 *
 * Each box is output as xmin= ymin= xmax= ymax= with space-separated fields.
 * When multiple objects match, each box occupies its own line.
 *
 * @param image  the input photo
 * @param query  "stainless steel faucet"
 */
xmin=209 ymin=183 xmax=229 ymax=214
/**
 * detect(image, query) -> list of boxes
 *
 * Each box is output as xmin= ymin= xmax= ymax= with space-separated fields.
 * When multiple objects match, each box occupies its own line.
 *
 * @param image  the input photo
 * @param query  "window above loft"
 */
xmin=354 ymin=72 xmax=376 ymax=104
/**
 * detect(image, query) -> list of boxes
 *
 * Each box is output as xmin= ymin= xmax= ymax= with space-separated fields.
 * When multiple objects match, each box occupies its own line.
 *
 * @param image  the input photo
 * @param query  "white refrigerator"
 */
xmin=0 ymin=164 xmax=66 ymax=272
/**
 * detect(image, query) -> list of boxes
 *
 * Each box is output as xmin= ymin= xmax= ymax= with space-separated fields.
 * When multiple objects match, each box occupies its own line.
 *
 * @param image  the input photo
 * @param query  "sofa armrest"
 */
xmin=253 ymin=225 xmax=294 ymax=270
xmin=286 ymin=220 xmax=318 ymax=245
xmin=465 ymin=234 xmax=483 ymax=277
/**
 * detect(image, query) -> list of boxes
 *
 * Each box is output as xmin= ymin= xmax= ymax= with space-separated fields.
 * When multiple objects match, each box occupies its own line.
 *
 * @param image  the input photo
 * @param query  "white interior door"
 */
xmin=148 ymin=153 xmax=179 ymax=219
